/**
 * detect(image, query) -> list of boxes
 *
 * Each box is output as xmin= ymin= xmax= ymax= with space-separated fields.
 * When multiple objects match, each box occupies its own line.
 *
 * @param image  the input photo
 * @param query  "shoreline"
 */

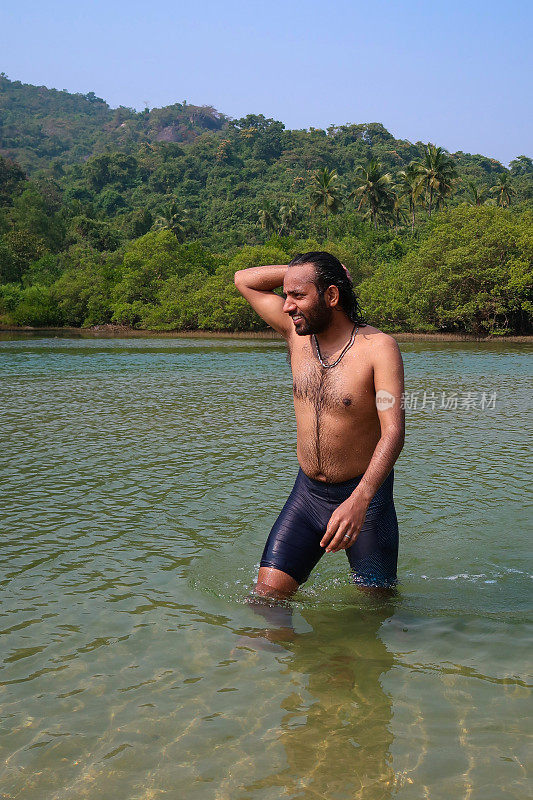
xmin=0 ymin=325 xmax=532 ymax=343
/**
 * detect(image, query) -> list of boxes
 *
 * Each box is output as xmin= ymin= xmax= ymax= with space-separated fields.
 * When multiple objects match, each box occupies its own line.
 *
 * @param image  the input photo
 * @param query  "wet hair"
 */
xmin=288 ymin=251 xmax=366 ymax=326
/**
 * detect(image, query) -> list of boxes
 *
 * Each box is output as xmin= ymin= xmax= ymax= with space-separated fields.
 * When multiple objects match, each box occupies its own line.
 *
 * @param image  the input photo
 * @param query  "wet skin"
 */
xmin=234 ymin=263 xmax=405 ymax=598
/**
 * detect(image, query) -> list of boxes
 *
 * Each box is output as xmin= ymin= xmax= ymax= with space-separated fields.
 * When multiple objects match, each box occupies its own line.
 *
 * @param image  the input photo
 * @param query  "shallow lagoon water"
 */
xmin=0 ymin=334 xmax=531 ymax=799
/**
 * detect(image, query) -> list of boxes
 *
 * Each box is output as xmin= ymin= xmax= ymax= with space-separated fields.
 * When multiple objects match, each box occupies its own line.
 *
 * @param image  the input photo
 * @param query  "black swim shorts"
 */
xmin=260 ymin=468 xmax=399 ymax=587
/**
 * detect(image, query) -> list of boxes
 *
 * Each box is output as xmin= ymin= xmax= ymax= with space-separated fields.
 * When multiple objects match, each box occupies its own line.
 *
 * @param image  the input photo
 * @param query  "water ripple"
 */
xmin=0 ymin=336 xmax=531 ymax=800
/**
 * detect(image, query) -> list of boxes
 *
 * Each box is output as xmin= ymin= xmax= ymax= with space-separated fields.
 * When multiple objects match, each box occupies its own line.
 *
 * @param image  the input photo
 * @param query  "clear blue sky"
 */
xmin=2 ymin=0 xmax=531 ymax=165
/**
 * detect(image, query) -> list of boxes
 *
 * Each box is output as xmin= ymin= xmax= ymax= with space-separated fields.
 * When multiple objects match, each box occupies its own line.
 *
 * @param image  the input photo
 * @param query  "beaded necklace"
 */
xmin=312 ymin=324 xmax=358 ymax=369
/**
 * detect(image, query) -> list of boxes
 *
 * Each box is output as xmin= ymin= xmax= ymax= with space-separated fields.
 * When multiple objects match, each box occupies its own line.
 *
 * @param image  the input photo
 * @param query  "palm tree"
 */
xmin=388 ymin=192 xmax=407 ymax=231
xmin=258 ymin=202 xmax=279 ymax=235
xmin=153 ymin=199 xmax=189 ymax=240
xmin=416 ymin=143 xmax=457 ymax=216
xmin=396 ymin=162 xmax=424 ymax=231
xmin=490 ymin=172 xmax=517 ymax=207
xmin=351 ymin=160 xmax=394 ymax=229
xmin=309 ymin=168 xmax=342 ymax=238
xmin=278 ymin=202 xmax=297 ymax=236
xmin=465 ymin=181 xmax=489 ymax=206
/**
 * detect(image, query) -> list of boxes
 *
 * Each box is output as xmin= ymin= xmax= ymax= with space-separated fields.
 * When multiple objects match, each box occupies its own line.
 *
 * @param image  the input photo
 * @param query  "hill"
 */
xmin=0 ymin=74 xmax=227 ymax=171
xmin=0 ymin=75 xmax=531 ymax=335
xmin=0 ymin=74 xmax=522 ymax=182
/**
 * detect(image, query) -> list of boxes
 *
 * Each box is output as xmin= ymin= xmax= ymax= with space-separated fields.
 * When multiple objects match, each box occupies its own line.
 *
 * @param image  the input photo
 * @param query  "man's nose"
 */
xmin=283 ymin=296 xmax=296 ymax=314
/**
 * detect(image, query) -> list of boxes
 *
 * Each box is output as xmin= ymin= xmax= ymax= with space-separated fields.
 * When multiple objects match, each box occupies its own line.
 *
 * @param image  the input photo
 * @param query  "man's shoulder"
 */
xmin=357 ymin=327 xmax=402 ymax=370
xmin=359 ymin=325 xmax=399 ymax=350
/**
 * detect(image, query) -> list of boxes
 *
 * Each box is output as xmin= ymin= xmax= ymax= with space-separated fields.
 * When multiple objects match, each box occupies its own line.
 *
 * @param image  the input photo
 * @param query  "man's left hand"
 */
xmin=320 ymin=492 xmax=370 ymax=553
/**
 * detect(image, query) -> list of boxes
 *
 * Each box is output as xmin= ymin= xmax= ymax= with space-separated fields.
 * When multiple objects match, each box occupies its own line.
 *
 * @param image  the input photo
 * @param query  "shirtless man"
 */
xmin=234 ymin=251 xmax=405 ymax=598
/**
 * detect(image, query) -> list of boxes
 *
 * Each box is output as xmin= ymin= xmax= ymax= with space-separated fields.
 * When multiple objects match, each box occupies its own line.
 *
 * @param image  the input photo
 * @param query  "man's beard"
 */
xmin=292 ymin=296 xmax=332 ymax=336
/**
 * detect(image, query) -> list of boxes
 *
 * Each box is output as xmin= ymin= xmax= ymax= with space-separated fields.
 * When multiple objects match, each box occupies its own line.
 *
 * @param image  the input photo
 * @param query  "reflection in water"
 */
xmin=238 ymin=596 xmax=399 ymax=799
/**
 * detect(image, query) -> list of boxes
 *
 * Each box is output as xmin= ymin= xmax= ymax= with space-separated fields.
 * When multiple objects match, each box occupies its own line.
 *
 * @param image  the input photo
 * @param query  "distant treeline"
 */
xmin=0 ymin=200 xmax=531 ymax=335
xmin=0 ymin=76 xmax=531 ymax=334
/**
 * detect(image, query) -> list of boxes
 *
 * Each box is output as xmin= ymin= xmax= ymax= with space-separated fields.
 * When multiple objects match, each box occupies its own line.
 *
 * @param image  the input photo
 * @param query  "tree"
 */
xmin=396 ymin=162 xmax=424 ymax=231
xmin=309 ymin=168 xmax=342 ymax=237
xmin=0 ymin=228 xmax=49 ymax=284
xmin=122 ymin=208 xmax=153 ymax=239
xmin=358 ymin=206 xmax=532 ymax=336
xmin=153 ymin=199 xmax=189 ymax=240
xmin=54 ymin=253 xmax=119 ymax=326
xmin=278 ymin=202 xmax=298 ymax=236
xmin=490 ymin=172 xmax=517 ymax=207
xmin=465 ymin=181 xmax=489 ymax=206
xmin=0 ymin=157 xmax=26 ymax=206
xmin=416 ymin=143 xmax=457 ymax=216
xmin=258 ymin=202 xmax=279 ymax=235
xmin=67 ymin=216 xmax=122 ymax=252
xmin=388 ymin=193 xmax=407 ymax=231
xmin=351 ymin=160 xmax=394 ymax=229
xmin=10 ymin=186 xmax=65 ymax=252
xmin=509 ymin=155 xmax=533 ymax=178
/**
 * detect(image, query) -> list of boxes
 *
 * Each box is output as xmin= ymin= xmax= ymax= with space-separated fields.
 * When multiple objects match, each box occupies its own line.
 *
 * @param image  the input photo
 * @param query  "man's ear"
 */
xmin=325 ymin=284 xmax=340 ymax=308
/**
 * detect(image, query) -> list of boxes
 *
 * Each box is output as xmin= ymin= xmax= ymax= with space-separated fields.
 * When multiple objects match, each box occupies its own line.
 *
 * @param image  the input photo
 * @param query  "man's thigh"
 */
xmin=259 ymin=476 xmax=326 ymax=586
xmin=346 ymin=499 xmax=399 ymax=587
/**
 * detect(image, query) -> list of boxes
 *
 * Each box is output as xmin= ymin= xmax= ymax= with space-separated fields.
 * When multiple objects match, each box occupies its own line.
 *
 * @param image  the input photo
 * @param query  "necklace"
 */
xmin=312 ymin=325 xmax=358 ymax=369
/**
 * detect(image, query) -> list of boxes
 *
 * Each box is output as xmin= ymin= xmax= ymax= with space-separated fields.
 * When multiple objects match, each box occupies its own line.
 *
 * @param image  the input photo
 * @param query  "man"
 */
xmin=234 ymin=251 xmax=405 ymax=598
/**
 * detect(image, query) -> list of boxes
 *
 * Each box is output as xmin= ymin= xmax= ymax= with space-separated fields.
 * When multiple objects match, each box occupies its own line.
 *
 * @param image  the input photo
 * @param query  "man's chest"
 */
xmin=289 ymin=345 xmax=375 ymax=411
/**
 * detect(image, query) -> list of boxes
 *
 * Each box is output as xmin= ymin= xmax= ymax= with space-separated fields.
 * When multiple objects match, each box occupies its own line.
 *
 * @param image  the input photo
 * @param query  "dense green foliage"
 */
xmin=0 ymin=76 xmax=531 ymax=335
xmin=0 ymin=74 xmax=227 ymax=172
xmin=359 ymin=207 xmax=532 ymax=335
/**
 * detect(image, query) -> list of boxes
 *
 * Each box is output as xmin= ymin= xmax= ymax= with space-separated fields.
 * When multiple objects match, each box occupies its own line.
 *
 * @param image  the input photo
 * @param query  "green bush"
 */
xmin=359 ymin=206 xmax=532 ymax=334
xmin=0 ymin=283 xmax=23 ymax=323
xmin=10 ymin=285 xmax=63 ymax=326
xmin=53 ymin=253 xmax=118 ymax=326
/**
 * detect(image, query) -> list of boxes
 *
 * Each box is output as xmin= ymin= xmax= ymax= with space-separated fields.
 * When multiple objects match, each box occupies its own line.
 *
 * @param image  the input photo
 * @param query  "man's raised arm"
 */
xmin=234 ymin=264 xmax=292 ymax=338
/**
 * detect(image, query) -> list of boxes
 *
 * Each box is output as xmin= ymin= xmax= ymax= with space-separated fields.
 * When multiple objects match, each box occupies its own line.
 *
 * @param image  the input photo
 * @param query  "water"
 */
xmin=0 ymin=333 xmax=531 ymax=800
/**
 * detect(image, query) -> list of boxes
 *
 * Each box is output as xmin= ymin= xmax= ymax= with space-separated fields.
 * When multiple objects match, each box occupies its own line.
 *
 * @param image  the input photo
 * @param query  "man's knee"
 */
xmin=253 ymin=581 xmax=293 ymax=600
xmin=254 ymin=567 xmax=300 ymax=599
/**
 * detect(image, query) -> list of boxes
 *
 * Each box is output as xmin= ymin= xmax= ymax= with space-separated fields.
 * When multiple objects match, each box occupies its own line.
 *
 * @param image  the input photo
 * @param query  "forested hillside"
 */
xmin=0 ymin=75 xmax=227 ymax=171
xmin=0 ymin=76 xmax=531 ymax=334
